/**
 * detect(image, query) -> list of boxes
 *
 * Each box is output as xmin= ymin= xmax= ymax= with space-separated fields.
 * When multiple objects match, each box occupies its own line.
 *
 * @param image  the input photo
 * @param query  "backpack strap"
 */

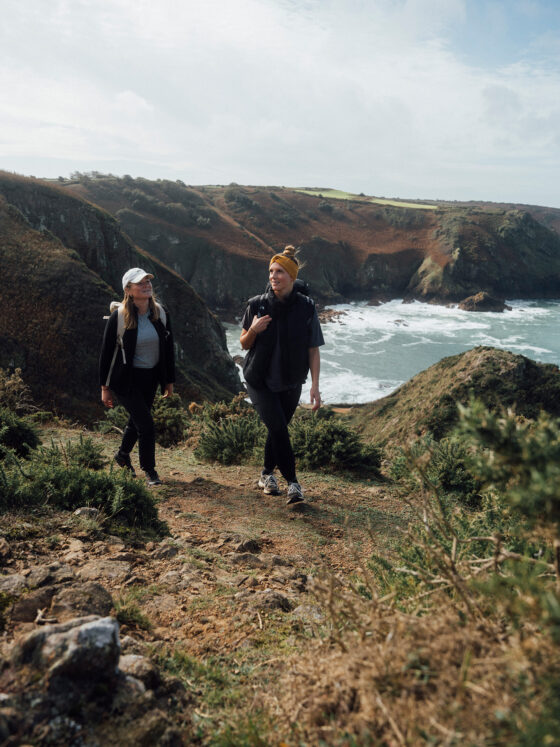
xmin=104 ymin=303 xmax=126 ymax=387
xmin=247 ymin=293 xmax=269 ymax=319
xmin=155 ymin=302 xmax=166 ymax=328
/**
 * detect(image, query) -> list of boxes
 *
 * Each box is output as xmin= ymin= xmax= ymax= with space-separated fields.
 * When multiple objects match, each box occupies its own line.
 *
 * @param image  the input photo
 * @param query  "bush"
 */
xmin=35 ymin=435 xmax=108 ymax=471
xmin=97 ymin=404 xmax=129 ymax=434
xmin=195 ymin=413 xmax=264 ymax=465
xmin=0 ymin=407 xmax=40 ymax=459
xmin=0 ymin=367 xmax=34 ymax=413
xmin=390 ymin=434 xmax=483 ymax=507
xmin=289 ymin=410 xmax=381 ymax=474
xmin=190 ymin=393 xmax=251 ymax=425
xmin=151 ymin=394 xmax=188 ymax=447
xmin=0 ymin=460 xmax=163 ymax=530
xmin=98 ymin=395 xmax=188 ymax=447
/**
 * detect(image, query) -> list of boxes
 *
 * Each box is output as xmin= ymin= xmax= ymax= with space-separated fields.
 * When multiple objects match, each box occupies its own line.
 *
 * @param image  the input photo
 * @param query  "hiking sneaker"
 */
xmin=258 ymin=472 xmax=280 ymax=495
xmin=145 ymin=470 xmax=162 ymax=486
xmin=114 ymin=450 xmax=136 ymax=477
xmin=286 ymin=482 xmax=304 ymax=504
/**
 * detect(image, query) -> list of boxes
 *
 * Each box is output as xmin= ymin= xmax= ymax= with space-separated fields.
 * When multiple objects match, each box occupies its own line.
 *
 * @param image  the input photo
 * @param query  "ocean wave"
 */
xmin=225 ymin=300 xmax=560 ymax=404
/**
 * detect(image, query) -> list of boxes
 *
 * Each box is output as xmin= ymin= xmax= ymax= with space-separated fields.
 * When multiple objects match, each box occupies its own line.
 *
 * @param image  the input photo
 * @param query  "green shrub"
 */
xmin=289 ymin=410 xmax=381 ymax=474
xmin=0 ymin=367 xmax=34 ymax=413
xmin=458 ymin=401 xmax=560 ymax=530
xmin=98 ymin=395 xmax=188 ymax=447
xmin=195 ymin=413 xmax=264 ymax=465
xmin=0 ymin=460 xmax=163 ymax=530
xmin=36 ymin=435 xmax=108 ymax=471
xmin=429 ymin=437 xmax=482 ymax=507
xmin=151 ymin=394 xmax=188 ymax=447
xmin=390 ymin=434 xmax=483 ymax=507
xmin=190 ymin=392 xmax=251 ymax=425
xmin=0 ymin=407 xmax=40 ymax=459
xmin=97 ymin=404 xmax=129 ymax=434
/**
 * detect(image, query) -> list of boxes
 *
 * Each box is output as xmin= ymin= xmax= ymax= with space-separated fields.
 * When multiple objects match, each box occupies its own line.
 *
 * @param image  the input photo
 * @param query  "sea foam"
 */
xmin=224 ymin=299 xmax=560 ymax=404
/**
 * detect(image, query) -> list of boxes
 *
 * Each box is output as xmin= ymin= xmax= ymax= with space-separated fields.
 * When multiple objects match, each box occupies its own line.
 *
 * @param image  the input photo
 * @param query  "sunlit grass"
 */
xmin=293 ymin=187 xmax=438 ymax=209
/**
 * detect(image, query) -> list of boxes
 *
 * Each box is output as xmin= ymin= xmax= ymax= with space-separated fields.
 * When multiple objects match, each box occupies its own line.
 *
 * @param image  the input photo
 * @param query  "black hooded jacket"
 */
xmin=99 ymin=306 xmax=175 ymax=395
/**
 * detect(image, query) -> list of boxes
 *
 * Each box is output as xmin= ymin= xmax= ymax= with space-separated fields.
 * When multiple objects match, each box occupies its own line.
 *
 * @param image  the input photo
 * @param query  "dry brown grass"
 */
xmin=267 ymin=573 xmax=557 ymax=745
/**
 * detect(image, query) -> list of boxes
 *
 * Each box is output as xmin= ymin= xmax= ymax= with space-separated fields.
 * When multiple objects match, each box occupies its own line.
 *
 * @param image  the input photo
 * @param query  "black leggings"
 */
xmin=246 ymin=383 xmax=301 ymax=483
xmin=117 ymin=368 xmax=159 ymax=472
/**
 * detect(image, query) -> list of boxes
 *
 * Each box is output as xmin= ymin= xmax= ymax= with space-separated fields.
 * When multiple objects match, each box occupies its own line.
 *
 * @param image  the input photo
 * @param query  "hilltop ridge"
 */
xmin=61 ymin=174 xmax=560 ymax=311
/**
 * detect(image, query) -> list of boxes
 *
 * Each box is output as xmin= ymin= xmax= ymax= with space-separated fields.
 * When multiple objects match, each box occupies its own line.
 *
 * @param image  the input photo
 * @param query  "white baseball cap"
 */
xmin=122 ymin=268 xmax=154 ymax=289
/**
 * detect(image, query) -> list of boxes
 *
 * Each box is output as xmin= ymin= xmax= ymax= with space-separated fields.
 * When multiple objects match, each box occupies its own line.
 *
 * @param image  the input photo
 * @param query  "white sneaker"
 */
xmin=286 ymin=482 xmax=304 ymax=504
xmin=258 ymin=472 xmax=280 ymax=495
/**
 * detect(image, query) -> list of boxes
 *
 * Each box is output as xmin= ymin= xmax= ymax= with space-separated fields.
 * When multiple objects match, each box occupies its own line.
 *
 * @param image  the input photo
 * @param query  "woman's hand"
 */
xmin=163 ymin=383 xmax=174 ymax=398
xmin=310 ymin=384 xmax=321 ymax=411
xmin=240 ymin=315 xmax=272 ymax=349
xmin=250 ymin=314 xmax=272 ymax=334
xmin=101 ymin=387 xmax=113 ymax=408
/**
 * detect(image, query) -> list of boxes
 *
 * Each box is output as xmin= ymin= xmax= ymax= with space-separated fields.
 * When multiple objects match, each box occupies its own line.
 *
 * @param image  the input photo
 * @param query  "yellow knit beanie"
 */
xmin=269 ymin=245 xmax=299 ymax=280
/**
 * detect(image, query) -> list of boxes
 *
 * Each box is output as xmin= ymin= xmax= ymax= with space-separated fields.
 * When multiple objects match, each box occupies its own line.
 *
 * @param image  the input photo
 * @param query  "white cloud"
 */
xmin=0 ymin=0 xmax=559 ymax=205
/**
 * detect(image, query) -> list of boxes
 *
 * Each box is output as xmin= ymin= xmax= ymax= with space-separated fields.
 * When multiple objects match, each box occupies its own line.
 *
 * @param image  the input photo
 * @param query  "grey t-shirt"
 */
xmin=133 ymin=312 xmax=160 ymax=369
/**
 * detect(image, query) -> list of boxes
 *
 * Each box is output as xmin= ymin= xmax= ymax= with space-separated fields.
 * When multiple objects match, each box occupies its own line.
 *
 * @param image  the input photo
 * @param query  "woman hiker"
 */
xmin=240 ymin=245 xmax=324 ymax=504
xmin=99 ymin=267 xmax=175 ymax=486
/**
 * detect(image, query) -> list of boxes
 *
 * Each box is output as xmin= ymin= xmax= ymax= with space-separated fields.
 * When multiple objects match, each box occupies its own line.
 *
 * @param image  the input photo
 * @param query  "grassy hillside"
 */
xmin=60 ymin=173 xmax=560 ymax=312
xmin=294 ymin=186 xmax=439 ymax=209
xmin=347 ymin=346 xmax=560 ymax=447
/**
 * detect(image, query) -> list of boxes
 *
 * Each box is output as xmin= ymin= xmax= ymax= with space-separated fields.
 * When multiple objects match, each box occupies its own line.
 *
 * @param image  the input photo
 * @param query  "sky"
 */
xmin=1 ymin=0 xmax=560 ymax=207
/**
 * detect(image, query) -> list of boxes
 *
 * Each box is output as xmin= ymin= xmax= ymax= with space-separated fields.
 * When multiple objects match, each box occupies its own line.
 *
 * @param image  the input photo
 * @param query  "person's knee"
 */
xmin=267 ymin=421 xmax=289 ymax=437
xmin=136 ymin=416 xmax=155 ymax=440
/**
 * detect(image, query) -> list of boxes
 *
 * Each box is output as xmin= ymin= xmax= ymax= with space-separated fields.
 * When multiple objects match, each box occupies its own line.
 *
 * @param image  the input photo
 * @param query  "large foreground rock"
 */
xmin=2 ymin=615 xmax=186 ymax=744
xmin=12 ymin=615 xmax=120 ymax=683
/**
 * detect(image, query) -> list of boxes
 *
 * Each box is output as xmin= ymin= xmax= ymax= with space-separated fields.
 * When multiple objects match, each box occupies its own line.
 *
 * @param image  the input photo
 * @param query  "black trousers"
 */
xmin=117 ymin=367 xmax=159 ymax=472
xmin=245 ymin=383 xmax=301 ymax=484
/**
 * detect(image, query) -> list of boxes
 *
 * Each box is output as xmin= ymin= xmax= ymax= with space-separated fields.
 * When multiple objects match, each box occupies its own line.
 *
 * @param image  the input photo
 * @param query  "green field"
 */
xmin=293 ymin=187 xmax=439 ymax=210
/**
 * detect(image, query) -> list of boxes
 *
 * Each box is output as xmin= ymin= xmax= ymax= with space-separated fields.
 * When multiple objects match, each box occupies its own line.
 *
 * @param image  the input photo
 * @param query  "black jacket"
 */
xmin=243 ymin=289 xmax=316 ymax=389
xmin=99 ymin=306 xmax=175 ymax=395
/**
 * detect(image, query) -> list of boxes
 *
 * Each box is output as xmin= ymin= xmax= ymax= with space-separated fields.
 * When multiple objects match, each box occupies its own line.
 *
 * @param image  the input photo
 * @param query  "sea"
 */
xmin=223 ymin=299 xmax=560 ymax=405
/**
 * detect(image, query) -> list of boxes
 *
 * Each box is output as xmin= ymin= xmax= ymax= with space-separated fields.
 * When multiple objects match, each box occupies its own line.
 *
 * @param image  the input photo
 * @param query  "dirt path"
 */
xmin=1 ymin=426 xmax=408 ymax=744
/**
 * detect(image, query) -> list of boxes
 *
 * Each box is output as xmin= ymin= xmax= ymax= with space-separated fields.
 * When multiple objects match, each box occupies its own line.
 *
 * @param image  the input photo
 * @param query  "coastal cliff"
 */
xmin=63 ymin=175 xmax=560 ymax=310
xmin=0 ymin=173 xmax=241 ymax=418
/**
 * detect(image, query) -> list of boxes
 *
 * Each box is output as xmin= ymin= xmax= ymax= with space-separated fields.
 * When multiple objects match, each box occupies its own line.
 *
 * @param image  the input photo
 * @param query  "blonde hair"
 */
xmin=121 ymin=289 xmax=160 ymax=330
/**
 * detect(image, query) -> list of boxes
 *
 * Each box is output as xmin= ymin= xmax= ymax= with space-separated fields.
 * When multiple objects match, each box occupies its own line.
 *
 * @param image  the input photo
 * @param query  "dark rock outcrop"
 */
xmin=458 ymin=292 xmax=512 ymax=312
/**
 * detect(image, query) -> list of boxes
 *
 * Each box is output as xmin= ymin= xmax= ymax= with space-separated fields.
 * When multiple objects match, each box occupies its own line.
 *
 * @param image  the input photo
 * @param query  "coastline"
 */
xmin=224 ymin=298 xmax=560 ymax=406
